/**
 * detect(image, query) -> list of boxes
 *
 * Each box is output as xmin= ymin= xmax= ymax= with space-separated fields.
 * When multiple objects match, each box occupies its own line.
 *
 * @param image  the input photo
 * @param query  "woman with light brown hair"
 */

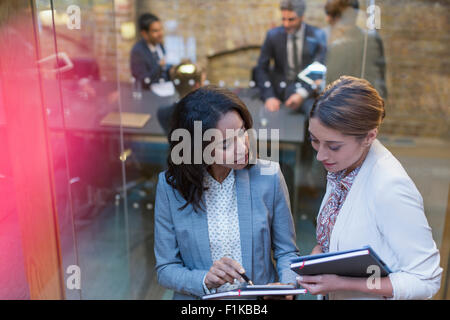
xmin=297 ymin=76 xmax=442 ymax=299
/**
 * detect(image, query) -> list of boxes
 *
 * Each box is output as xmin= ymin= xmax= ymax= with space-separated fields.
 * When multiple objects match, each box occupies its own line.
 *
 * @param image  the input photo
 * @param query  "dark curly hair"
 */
xmin=165 ymin=85 xmax=253 ymax=212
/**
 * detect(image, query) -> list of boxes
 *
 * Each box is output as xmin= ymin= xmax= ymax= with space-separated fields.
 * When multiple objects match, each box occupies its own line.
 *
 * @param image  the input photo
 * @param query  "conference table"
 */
xmin=43 ymin=79 xmax=306 ymax=214
xmin=44 ymin=81 xmax=305 ymax=141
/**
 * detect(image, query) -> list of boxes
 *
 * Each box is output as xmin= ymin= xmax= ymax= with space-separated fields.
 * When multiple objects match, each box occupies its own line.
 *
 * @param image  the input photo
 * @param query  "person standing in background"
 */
xmin=323 ymin=0 xmax=387 ymax=99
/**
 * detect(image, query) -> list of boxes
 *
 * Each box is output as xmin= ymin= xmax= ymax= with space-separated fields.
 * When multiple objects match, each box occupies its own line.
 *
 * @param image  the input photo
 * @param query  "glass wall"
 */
xmin=36 ymin=0 xmax=133 ymax=299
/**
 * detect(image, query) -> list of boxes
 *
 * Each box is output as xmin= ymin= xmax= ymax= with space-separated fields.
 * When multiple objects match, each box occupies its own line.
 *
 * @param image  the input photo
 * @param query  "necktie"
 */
xmin=152 ymin=49 xmax=160 ymax=63
xmin=292 ymin=34 xmax=299 ymax=74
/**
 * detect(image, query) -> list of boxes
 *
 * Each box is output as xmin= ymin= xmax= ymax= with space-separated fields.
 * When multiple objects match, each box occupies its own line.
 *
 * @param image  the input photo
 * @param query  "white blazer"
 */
xmin=318 ymin=139 xmax=442 ymax=300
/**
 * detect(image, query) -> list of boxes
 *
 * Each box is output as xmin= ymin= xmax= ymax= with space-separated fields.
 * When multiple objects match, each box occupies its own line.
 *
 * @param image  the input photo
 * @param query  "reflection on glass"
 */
xmin=34 ymin=0 xmax=136 ymax=299
xmin=323 ymin=0 xmax=387 ymax=98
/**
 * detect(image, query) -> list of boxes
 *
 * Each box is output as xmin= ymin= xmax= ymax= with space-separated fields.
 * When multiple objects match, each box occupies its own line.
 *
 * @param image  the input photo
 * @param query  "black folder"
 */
xmin=290 ymin=246 xmax=392 ymax=277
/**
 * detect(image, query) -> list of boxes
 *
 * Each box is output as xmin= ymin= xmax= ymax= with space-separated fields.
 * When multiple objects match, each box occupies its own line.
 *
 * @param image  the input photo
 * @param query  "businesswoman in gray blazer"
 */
xmin=154 ymin=85 xmax=300 ymax=299
xmin=297 ymin=76 xmax=442 ymax=299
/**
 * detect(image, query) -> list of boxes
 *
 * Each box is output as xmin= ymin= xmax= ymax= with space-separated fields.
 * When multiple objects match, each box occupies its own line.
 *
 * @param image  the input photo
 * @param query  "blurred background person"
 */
xmin=156 ymin=60 xmax=205 ymax=135
xmin=323 ymin=0 xmax=387 ymax=99
xmin=254 ymin=0 xmax=327 ymax=114
xmin=130 ymin=13 xmax=172 ymax=89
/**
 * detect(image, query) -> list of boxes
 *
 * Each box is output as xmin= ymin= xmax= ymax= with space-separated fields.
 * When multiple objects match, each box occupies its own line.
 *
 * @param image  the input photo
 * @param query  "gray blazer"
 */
xmin=154 ymin=160 xmax=300 ymax=299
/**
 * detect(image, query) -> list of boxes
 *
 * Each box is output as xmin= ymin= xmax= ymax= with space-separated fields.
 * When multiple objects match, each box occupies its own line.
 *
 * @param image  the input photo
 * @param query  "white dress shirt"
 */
xmin=286 ymin=23 xmax=305 ymax=81
xmin=202 ymin=169 xmax=243 ymax=294
xmin=147 ymin=42 xmax=164 ymax=60
xmin=286 ymin=24 xmax=309 ymax=98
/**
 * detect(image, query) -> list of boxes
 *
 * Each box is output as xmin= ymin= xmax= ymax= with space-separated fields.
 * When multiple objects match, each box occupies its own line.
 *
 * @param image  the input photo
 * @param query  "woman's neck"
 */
xmin=344 ymin=146 xmax=370 ymax=176
xmin=208 ymin=164 xmax=232 ymax=183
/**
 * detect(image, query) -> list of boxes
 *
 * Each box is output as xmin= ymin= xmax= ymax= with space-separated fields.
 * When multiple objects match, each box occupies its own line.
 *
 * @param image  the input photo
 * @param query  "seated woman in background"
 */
xmin=297 ymin=76 xmax=442 ymax=299
xmin=154 ymin=85 xmax=299 ymax=299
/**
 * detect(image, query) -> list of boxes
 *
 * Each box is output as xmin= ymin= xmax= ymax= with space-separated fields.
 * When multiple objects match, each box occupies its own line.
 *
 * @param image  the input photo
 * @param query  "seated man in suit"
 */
xmin=254 ymin=0 xmax=327 ymax=114
xmin=130 ymin=13 xmax=171 ymax=89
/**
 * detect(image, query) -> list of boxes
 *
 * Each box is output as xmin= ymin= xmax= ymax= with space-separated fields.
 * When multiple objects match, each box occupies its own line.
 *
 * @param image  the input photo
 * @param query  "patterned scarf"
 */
xmin=316 ymin=166 xmax=361 ymax=253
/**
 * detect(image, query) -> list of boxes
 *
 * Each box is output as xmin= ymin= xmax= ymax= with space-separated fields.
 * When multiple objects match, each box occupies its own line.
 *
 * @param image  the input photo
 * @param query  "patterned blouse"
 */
xmin=316 ymin=166 xmax=361 ymax=253
xmin=203 ymin=169 xmax=243 ymax=292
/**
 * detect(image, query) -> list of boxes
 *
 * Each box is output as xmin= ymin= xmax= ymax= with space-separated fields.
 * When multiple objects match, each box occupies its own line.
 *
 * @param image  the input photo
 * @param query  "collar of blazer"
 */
xmin=279 ymin=23 xmax=314 ymax=41
xmin=139 ymin=38 xmax=165 ymax=55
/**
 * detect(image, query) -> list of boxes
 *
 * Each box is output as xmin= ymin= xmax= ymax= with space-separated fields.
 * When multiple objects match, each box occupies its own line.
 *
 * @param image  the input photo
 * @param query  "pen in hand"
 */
xmin=240 ymin=272 xmax=254 ymax=286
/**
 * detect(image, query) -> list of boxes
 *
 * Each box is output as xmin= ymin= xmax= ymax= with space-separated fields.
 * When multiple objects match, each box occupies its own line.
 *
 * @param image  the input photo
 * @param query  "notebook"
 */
xmin=100 ymin=112 xmax=151 ymax=128
xmin=202 ymin=284 xmax=307 ymax=300
xmin=290 ymin=246 xmax=392 ymax=277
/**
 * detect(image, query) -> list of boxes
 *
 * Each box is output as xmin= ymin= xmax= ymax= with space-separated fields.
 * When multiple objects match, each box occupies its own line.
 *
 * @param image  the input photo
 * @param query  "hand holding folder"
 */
xmin=295 ymin=274 xmax=343 ymax=296
xmin=291 ymin=246 xmax=392 ymax=296
xmin=290 ymin=245 xmax=391 ymax=277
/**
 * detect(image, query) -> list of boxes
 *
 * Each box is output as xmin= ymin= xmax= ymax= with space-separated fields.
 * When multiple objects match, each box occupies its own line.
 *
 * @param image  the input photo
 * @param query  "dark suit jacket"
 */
xmin=130 ymin=39 xmax=170 ymax=87
xmin=255 ymin=24 xmax=327 ymax=102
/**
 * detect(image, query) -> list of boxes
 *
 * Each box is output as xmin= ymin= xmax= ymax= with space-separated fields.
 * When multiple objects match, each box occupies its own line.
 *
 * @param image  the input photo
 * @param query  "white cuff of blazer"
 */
xmin=296 ymin=86 xmax=309 ymax=99
xmin=202 ymin=274 xmax=216 ymax=295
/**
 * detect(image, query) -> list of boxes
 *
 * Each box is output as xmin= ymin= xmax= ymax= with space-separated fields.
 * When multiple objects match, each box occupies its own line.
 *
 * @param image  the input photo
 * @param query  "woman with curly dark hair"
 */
xmin=154 ymin=85 xmax=299 ymax=299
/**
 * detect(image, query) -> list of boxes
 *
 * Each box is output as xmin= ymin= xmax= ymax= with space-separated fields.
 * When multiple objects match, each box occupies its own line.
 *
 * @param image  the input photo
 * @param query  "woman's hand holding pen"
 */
xmin=204 ymin=257 xmax=246 ymax=290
